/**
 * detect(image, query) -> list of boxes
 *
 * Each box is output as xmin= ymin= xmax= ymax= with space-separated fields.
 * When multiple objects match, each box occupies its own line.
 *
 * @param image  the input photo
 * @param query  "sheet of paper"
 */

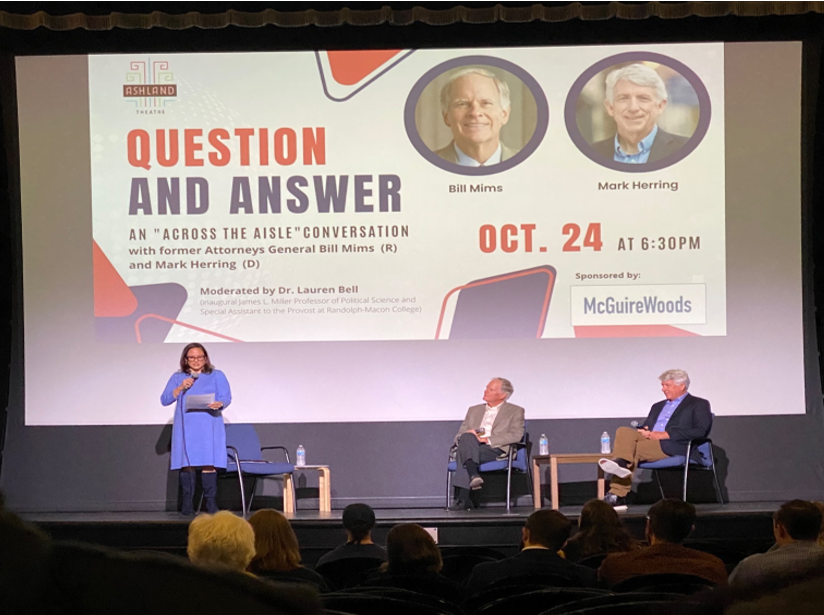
xmin=185 ymin=393 xmax=215 ymax=411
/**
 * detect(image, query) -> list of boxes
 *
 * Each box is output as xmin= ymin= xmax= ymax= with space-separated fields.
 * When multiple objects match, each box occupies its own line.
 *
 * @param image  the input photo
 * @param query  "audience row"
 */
xmin=4 ymin=493 xmax=824 ymax=615
xmin=186 ymin=497 xmax=824 ymax=597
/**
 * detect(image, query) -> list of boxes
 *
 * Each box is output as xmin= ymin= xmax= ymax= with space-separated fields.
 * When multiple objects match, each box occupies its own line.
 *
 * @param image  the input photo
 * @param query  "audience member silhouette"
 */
xmin=813 ymin=501 xmax=824 ymax=547
xmin=361 ymin=523 xmax=463 ymax=602
xmin=563 ymin=498 xmax=640 ymax=563
xmin=598 ymin=498 xmax=727 ymax=587
xmin=187 ymin=510 xmax=256 ymax=574
xmin=1 ymin=500 xmax=321 ymax=615
xmin=465 ymin=509 xmax=598 ymax=592
xmin=248 ymin=509 xmax=329 ymax=591
xmin=316 ymin=503 xmax=387 ymax=567
xmin=729 ymin=499 xmax=824 ymax=588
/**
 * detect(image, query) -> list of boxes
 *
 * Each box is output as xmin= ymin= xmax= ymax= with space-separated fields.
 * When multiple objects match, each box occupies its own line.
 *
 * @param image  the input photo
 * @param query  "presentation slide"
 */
xmin=17 ymin=42 xmax=804 ymax=425
xmin=87 ymin=45 xmax=725 ymax=343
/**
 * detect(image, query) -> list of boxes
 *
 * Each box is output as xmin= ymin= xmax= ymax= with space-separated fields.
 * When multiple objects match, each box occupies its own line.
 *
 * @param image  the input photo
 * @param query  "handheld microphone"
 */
xmin=630 ymin=420 xmax=639 ymax=428
xmin=185 ymin=372 xmax=199 ymax=390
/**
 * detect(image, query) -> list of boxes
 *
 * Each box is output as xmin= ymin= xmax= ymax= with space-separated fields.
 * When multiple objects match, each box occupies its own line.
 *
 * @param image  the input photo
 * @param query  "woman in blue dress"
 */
xmin=161 ymin=343 xmax=232 ymax=515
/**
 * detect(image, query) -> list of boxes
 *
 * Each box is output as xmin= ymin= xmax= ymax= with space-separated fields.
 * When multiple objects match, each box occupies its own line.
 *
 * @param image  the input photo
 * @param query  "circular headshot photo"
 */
xmin=405 ymin=56 xmax=549 ymax=176
xmin=565 ymin=53 xmax=711 ymax=172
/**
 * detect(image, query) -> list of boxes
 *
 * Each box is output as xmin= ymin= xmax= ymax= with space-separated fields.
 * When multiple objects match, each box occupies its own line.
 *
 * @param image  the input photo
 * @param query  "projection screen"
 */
xmin=17 ymin=42 xmax=804 ymax=425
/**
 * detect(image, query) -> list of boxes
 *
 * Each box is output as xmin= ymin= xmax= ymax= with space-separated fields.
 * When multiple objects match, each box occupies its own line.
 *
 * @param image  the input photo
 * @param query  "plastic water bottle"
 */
xmin=296 ymin=445 xmax=306 ymax=467
xmin=600 ymin=431 xmax=611 ymax=454
xmin=539 ymin=434 xmax=549 ymax=456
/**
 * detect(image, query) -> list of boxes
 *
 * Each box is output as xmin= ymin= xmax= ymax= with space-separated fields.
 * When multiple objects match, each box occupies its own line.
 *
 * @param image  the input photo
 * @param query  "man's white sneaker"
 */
xmin=599 ymin=458 xmax=632 ymax=479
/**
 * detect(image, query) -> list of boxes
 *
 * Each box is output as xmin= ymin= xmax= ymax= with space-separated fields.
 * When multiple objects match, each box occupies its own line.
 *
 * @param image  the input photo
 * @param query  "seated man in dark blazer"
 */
xmin=599 ymin=369 xmax=712 ymax=510
xmin=464 ymin=509 xmax=598 ymax=593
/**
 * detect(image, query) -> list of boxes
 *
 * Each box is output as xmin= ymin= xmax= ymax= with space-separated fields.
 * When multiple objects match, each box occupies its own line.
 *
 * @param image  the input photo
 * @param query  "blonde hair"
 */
xmin=187 ymin=511 xmax=255 ymax=572
xmin=248 ymin=508 xmax=302 ymax=573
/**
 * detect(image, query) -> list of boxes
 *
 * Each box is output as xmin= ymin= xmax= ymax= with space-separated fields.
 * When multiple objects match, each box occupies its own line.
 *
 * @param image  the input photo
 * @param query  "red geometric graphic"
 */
xmin=134 ymin=314 xmax=243 ymax=343
xmin=435 ymin=267 xmax=556 ymax=340
xmin=574 ymin=325 xmax=699 ymax=338
xmin=93 ymin=241 xmax=138 ymax=317
xmin=327 ymin=50 xmax=403 ymax=85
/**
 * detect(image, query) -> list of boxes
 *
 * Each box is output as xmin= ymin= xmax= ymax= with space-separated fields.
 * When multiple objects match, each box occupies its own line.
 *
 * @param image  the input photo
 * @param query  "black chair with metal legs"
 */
xmin=221 ymin=424 xmax=296 ymax=515
xmin=446 ymin=430 xmax=533 ymax=512
xmin=638 ymin=437 xmax=724 ymax=504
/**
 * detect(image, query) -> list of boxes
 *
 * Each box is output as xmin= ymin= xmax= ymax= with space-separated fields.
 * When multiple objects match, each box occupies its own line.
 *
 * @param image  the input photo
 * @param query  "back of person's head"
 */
xmin=342 ymin=503 xmax=376 ymax=543
xmin=1 ymin=506 xmax=54 ymax=615
xmin=524 ymin=509 xmax=572 ymax=551
xmin=575 ymin=498 xmax=634 ymax=553
xmin=187 ymin=510 xmax=255 ymax=572
xmin=248 ymin=508 xmax=302 ymax=573
xmin=647 ymin=498 xmax=696 ymax=544
xmin=385 ymin=523 xmax=442 ymax=574
xmin=53 ymin=540 xmax=325 ymax=615
xmin=773 ymin=500 xmax=823 ymax=542
xmin=813 ymin=502 xmax=824 ymax=547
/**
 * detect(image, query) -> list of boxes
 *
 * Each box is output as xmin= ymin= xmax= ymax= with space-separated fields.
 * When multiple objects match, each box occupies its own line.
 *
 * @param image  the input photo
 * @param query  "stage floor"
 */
xmin=20 ymin=502 xmax=779 ymax=565
xmin=21 ymin=500 xmax=776 ymax=524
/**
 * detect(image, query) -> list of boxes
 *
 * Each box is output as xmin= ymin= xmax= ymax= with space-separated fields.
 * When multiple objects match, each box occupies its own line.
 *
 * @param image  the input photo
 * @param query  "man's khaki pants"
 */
xmin=608 ymin=426 xmax=669 ymax=497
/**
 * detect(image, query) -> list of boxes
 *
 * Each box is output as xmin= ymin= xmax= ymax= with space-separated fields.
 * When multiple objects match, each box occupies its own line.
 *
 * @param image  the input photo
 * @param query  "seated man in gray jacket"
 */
xmin=450 ymin=378 xmax=524 ymax=511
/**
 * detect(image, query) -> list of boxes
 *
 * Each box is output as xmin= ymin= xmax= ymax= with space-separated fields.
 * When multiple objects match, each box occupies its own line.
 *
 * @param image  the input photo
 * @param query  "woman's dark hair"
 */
xmin=342 ymin=503 xmax=376 ymax=543
xmin=569 ymin=498 xmax=635 ymax=557
xmin=178 ymin=343 xmax=214 ymax=374
xmin=383 ymin=523 xmax=442 ymax=574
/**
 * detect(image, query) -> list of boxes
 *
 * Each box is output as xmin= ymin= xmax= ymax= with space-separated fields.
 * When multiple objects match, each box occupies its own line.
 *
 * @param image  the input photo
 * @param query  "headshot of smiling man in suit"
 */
xmin=434 ymin=67 xmax=519 ymax=167
xmin=591 ymin=63 xmax=690 ymax=164
xmin=412 ymin=64 xmax=539 ymax=171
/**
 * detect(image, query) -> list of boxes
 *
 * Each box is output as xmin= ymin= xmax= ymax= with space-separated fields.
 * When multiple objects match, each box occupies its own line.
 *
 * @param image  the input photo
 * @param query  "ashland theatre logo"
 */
xmin=123 ymin=59 xmax=177 ymax=114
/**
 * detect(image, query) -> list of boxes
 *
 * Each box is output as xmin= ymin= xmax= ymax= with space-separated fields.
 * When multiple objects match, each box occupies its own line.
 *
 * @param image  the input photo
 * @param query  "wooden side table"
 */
xmin=283 ymin=465 xmax=331 ymax=513
xmin=532 ymin=453 xmax=613 ymax=510
xmin=532 ymin=454 xmax=551 ymax=509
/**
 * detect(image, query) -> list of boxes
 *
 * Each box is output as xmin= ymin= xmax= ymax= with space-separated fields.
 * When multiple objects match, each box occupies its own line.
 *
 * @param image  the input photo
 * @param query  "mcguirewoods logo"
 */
xmin=123 ymin=59 xmax=177 ymax=114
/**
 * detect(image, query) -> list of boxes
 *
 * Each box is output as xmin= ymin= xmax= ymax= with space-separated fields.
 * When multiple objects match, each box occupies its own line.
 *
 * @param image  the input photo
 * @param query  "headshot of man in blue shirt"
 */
xmin=592 ymin=63 xmax=690 ymax=165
